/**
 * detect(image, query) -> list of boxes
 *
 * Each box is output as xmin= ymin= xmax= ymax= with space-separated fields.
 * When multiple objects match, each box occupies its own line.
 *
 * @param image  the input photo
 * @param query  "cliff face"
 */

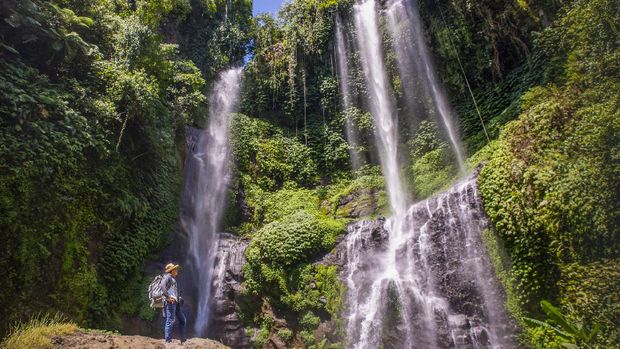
xmin=207 ymin=233 xmax=251 ymax=349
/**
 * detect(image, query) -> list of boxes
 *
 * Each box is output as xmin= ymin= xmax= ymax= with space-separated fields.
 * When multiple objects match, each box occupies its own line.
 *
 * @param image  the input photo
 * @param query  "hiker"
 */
xmin=161 ymin=263 xmax=186 ymax=344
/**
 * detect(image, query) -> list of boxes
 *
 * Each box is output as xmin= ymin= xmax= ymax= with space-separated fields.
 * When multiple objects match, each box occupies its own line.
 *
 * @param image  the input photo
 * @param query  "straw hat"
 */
xmin=165 ymin=263 xmax=180 ymax=273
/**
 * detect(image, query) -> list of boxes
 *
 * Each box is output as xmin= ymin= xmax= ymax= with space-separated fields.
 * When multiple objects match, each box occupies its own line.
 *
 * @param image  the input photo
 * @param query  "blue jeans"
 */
xmin=164 ymin=301 xmax=186 ymax=342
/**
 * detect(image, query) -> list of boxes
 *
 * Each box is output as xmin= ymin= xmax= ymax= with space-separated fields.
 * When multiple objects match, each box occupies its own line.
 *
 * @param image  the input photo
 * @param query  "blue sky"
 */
xmin=252 ymin=0 xmax=286 ymax=16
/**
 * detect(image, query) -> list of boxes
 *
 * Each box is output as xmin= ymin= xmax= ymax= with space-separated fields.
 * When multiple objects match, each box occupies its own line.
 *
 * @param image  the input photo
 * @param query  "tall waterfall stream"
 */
xmin=180 ymin=68 xmax=242 ymax=336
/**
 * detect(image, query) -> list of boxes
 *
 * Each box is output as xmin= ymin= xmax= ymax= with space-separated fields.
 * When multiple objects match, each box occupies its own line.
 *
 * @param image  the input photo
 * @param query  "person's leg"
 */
xmin=175 ymin=303 xmax=187 ymax=342
xmin=164 ymin=302 xmax=177 ymax=342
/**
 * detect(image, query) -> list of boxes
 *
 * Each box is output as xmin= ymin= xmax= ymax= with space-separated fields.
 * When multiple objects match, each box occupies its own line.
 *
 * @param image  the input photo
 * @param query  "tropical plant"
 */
xmin=525 ymin=300 xmax=600 ymax=349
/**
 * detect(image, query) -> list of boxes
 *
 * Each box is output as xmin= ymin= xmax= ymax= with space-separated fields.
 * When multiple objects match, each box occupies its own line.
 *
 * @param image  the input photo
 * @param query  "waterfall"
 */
xmin=351 ymin=1 xmax=416 ymax=346
xmin=342 ymin=175 xmax=517 ymax=348
xmin=353 ymin=0 xmax=408 ymax=214
xmin=345 ymin=0 xmax=516 ymax=347
xmin=335 ymin=14 xmax=363 ymax=170
xmin=385 ymin=0 xmax=465 ymax=171
xmin=180 ymin=67 xmax=242 ymax=336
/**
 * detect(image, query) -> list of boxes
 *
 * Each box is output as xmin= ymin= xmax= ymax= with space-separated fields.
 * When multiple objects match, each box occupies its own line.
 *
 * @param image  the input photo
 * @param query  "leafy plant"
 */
xmin=525 ymin=300 xmax=600 ymax=349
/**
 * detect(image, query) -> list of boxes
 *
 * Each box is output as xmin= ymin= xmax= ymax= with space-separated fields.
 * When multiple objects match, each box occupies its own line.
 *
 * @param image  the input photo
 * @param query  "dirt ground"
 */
xmin=51 ymin=331 xmax=230 ymax=349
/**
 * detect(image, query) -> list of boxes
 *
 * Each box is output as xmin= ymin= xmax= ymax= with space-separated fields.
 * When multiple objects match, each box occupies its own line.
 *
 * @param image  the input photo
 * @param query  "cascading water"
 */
xmin=353 ymin=0 xmax=408 ymax=214
xmin=350 ymin=1 xmax=417 ymax=346
xmin=335 ymin=14 xmax=363 ymax=170
xmin=342 ymin=174 xmax=517 ymax=348
xmin=345 ymin=0 xmax=516 ymax=347
xmin=179 ymin=67 xmax=242 ymax=336
xmin=385 ymin=0 xmax=465 ymax=171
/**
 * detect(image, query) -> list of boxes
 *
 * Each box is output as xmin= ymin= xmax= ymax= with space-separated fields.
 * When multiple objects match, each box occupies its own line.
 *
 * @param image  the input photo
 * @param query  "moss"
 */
xmin=558 ymin=260 xmax=620 ymax=347
xmin=325 ymin=172 xmax=388 ymax=219
xmin=277 ymin=328 xmax=293 ymax=342
xmin=410 ymin=146 xmax=458 ymax=199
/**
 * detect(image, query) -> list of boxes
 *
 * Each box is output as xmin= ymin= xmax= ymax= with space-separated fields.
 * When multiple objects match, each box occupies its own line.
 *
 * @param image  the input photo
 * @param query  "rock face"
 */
xmin=334 ymin=188 xmax=382 ymax=218
xmin=327 ymin=172 xmax=519 ymax=348
xmin=207 ymin=233 xmax=251 ymax=349
xmin=52 ymin=331 xmax=228 ymax=349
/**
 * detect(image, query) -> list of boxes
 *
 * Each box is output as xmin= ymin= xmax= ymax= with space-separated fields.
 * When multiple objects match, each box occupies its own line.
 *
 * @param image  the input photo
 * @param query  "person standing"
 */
xmin=161 ymin=263 xmax=186 ymax=344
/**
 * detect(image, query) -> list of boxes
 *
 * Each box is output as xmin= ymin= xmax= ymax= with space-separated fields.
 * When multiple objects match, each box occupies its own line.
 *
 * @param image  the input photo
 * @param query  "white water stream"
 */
xmin=180 ymin=68 xmax=242 ymax=336
xmin=385 ymin=0 xmax=465 ymax=171
xmin=335 ymin=14 xmax=363 ymax=170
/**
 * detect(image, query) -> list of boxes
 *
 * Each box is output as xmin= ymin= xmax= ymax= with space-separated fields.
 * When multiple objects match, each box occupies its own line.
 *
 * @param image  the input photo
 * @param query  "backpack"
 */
xmin=148 ymin=274 xmax=165 ymax=309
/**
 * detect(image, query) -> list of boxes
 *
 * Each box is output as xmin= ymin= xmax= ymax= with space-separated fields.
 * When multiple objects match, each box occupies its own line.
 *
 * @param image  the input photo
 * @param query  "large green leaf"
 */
xmin=540 ymin=300 xmax=579 ymax=336
xmin=523 ymin=316 xmax=573 ymax=339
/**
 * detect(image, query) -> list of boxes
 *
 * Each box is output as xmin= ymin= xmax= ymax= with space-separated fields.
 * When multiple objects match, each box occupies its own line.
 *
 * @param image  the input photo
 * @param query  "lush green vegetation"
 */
xmin=0 ymin=0 xmax=248 ymax=335
xmin=478 ymin=0 xmax=620 ymax=347
xmin=1 ymin=0 xmax=618 ymax=348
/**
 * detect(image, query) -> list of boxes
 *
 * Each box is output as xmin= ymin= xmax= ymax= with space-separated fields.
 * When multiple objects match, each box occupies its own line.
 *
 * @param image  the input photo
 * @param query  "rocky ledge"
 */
xmin=52 ymin=331 xmax=229 ymax=349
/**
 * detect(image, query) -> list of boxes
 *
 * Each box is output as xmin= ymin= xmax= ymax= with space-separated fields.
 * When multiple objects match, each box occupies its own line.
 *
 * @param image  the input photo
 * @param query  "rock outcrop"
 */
xmin=207 ymin=233 xmax=251 ymax=349
xmin=52 ymin=331 xmax=228 ymax=349
xmin=334 ymin=188 xmax=382 ymax=218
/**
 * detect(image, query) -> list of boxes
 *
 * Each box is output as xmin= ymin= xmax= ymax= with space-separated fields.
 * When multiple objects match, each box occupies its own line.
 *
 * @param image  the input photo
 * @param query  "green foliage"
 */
xmin=0 ymin=0 xmax=96 ymax=73
xmin=277 ymin=328 xmax=293 ymax=342
xmin=525 ymin=300 xmax=601 ymax=349
xmin=181 ymin=0 xmax=252 ymax=81
xmin=410 ymin=146 xmax=457 ymax=199
xmin=407 ymin=121 xmax=458 ymax=199
xmin=254 ymin=324 xmax=270 ymax=348
xmin=241 ymin=0 xmax=361 ymax=180
xmin=1 ymin=313 xmax=78 ymax=349
xmin=558 ymin=260 xmax=620 ymax=347
xmin=421 ymin=0 xmax=549 ymax=88
xmin=479 ymin=1 xmax=620 ymax=348
xmin=321 ymin=169 xmax=387 ymax=219
xmin=245 ymin=211 xmax=342 ymax=272
xmin=480 ymin=229 xmax=526 ymax=328
xmin=457 ymin=53 xmax=547 ymax=152
xmin=136 ymin=0 xmax=191 ymax=28
xmin=239 ymin=182 xmax=346 ymax=347
xmin=0 ymin=0 xmax=208 ymax=336
xmin=231 ymin=113 xmax=319 ymax=191
xmin=259 ymin=188 xmax=319 ymax=225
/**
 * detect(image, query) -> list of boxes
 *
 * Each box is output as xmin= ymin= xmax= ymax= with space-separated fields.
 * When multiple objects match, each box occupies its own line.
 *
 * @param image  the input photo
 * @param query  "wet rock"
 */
xmin=207 ymin=233 xmax=251 ymax=349
xmin=268 ymin=334 xmax=287 ymax=349
xmin=235 ymin=182 xmax=253 ymax=223
xmin=319 ymin=218 xmax=388 ymax=268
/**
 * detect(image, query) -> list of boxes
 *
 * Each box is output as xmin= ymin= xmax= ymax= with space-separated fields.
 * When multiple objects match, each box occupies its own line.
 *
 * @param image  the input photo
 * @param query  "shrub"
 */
xmin=277 ymin=328 xmax=293 ymax=342
xmin=245 ymin=211 xmax=343 ymax=270
xmin=259 ymin=188 xmax=319 ymax=225
xmin=1 ymin=313 xmax=78 ymax=349
xmin=407 ymin=121 xmax=458 ymax=199
xmin=478 ymin=2 xmax=620 ymax=347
